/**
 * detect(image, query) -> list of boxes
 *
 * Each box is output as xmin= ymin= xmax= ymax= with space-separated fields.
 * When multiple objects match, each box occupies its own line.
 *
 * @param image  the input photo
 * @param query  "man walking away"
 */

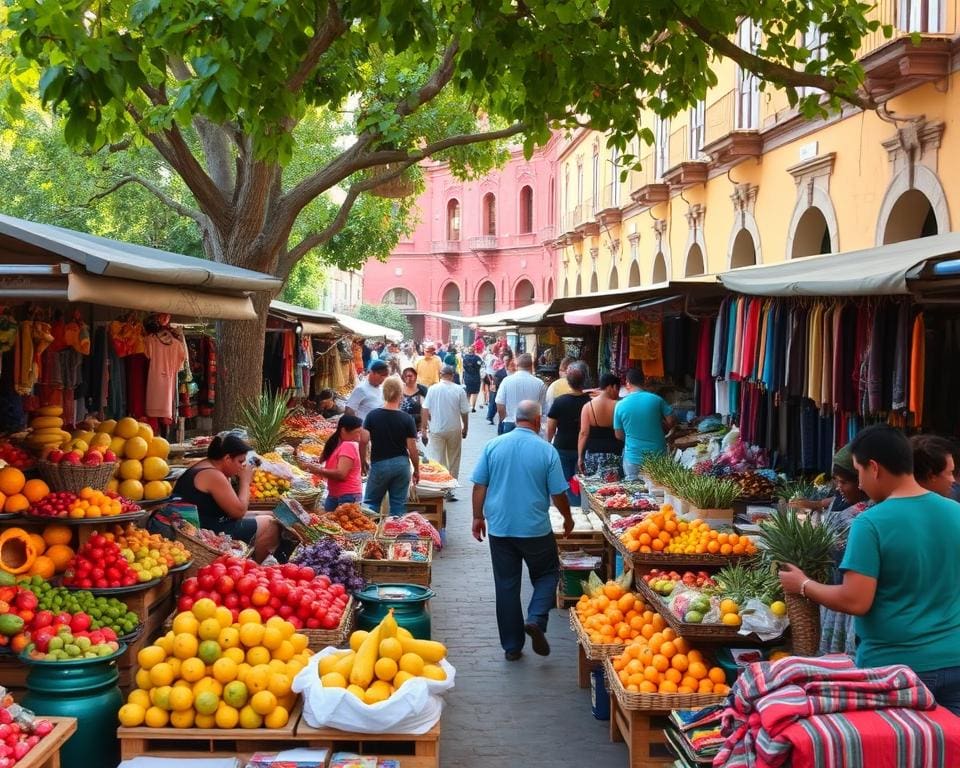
xmin=471 ymin=401 xmax=574 ymax=661
xmin=546 ymin=363 xmax=591 ymax=506
xmin=422 ymin=365 xmax=470 ymax=486
xmin=613 ymin=368 xmax=675 ymax=479
xmin=495 ymin=353 xmax=547 ymax=435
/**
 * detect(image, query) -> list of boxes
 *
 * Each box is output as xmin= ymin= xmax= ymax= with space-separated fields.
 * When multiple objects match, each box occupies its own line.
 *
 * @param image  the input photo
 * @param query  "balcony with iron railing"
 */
xmin=431 ymin=239 xmax=461 ymax=256
xmin=701 ymin=89 xmax=763 ymax=165
xmin=663 ymin=126 xmax=709 ymax=188
xmin=466 ymin=235 xmax=498 ymax=252
xmin=575 ymin=200 xmax=599 ymax=237
xmin=629 ymin=153 xmax=670 ymax=207
xmin=857 ymin=0 xmax=952 ymax=97
xmin=595 ymin=181 xmax=624 ymax=225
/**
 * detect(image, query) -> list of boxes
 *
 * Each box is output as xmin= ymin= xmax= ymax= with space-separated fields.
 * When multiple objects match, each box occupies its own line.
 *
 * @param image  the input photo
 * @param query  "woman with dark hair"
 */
xmin=316 ymin=414 xmax=364 ymax=511
xmin=911 ymin=434 xmax=957 ymax=498
xmin=578 ymin=373 xmax=624 ymax=480
xmin=461 ymin=347 xmax=483 ymax=412
xmin=399 ymin=367 xmax=428 ymax=434
xmin=172 ymin=432 xmax=280 ymax=562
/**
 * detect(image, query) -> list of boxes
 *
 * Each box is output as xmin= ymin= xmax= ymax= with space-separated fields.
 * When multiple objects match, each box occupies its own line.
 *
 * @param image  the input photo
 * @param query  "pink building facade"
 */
xmin=362 ymin=136 xmax=561 ymax=341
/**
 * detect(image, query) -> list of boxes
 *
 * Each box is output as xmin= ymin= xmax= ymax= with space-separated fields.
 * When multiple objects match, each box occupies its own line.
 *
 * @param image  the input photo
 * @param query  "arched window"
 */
xmin=628 ymin=261 xmax=642 ymax=287
xmin=477 ymin=281 xmax=497 ymax=314
xmin=519 ymin=185 xmax=534 ymax=233
xmin=589 ymin=272 xmax=599 ymax=293
xmin=575 ymin=274 xmax=582 ymax=296
xmin=652 ymin=252 xmax=667 ymax=283
xmin=482 ymin=193 xmax=497 ymax=237
xmin=730 ymin=229 xmax=757 ymax=268
xmin=547 ymin=278 xmax=555 ymax=301
xmin=685 ymin=244 xmax=705 ymax=277
xmin=736 ymin=20 xmax=761 ymax=130
xmin=441 ymin=283 xmax=460 ymax=313
xmin=446 ymin=199 xmax=461 ymax=241
xmin=548 ymin=178 xmax=555 ymax=226
xmin=883 ymin=189 xmax=938 ymax=244
xmin=792 ymin=208 xmax=833 ymax=258
xmin=609 ymin=266 xmax=619 ymax=290
xmin=562 ymin=277 xmax=569 ymax=297
xmin=513 ymin=279 xmax=535 ymax=308
xmin=383 ymin=287 xmax=417 ymax=309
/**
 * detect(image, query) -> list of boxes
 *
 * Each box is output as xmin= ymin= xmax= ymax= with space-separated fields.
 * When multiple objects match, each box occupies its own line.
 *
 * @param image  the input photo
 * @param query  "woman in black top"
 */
xmin=172 ymin=433 xmax=281 ymax=562
xmin=362 ymin=377 xmax=421 ymax=516
xmin=399 ymin=368 xmax=428 ymax=433
xmin=547 ymin=364 xmax=591 ymax=505
xmin=461 ymin=349 xmax=483 ymax=412
xmin=578 ymin=373 xmax=625 ymax=482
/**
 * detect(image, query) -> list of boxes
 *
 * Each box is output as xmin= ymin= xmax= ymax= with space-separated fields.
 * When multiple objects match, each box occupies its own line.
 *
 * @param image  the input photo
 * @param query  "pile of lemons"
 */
xmin=118 ymin=598 xmax=311 ymax=729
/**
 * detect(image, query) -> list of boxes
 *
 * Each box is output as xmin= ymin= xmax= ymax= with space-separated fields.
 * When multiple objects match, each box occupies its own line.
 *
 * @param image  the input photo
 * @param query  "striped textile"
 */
xmin=713 ymin=655 xmax=960 ymax=768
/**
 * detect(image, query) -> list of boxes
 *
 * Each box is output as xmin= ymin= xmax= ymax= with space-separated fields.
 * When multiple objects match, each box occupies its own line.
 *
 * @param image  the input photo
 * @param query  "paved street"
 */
xmin=430 ymin=408 xmax=627 ymax=767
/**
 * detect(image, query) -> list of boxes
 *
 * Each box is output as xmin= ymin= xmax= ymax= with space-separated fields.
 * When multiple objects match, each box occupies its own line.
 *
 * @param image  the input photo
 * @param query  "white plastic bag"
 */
xmin=292 ymin=646 xmax=456 ymax=734
xmin=739 ymin=598 xmax=790 ymax=641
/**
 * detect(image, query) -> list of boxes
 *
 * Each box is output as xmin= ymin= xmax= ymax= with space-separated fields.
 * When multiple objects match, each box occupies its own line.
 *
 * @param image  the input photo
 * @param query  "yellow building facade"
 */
xmin=556 ymin=1 xmax=959 ymax=297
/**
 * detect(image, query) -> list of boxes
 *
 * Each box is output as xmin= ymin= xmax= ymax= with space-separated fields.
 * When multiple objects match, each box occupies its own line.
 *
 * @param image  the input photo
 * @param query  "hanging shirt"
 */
xmin=909 ymin=313 xmax=925 ymax=425
xmin=144 ymin=331 xmax=187 ymax=419
xmin=820 ymin=304 xmax=833 ymax=409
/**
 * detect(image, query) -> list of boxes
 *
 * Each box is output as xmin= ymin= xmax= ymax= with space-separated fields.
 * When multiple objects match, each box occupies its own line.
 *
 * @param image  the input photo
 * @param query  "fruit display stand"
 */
xmin=404 ymin=496 xmax=445 ymax=533
xmin=15 ymin=716 xmax=76 ymax=768
xmin=296 ymin=717 xmax=441 ymax=768
xmin=603 ymin=657 xmax=725 ymax=768
xmin=569 ymin=608 xmax=626 ymax=690
xmin=117 ymin=701 xmax=302 ymax=760
xmin=356 ymin=538 xmax=433 ymax=588
xmin=302 ymin=596 xmax=355 ymax=650
xmin=111 ymin=579 xmax=176 ymax=687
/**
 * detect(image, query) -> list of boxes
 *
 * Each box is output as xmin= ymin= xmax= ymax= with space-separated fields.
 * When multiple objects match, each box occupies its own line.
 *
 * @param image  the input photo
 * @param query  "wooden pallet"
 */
xmin=609 ymin=696 xmax=673 ymax=768
xmin=18 ymin=717 xmax=76 ymax=768
xmin=296 ymin=718 xmax=440 ymax=768
xmin=117 ymin=703 xmax=301 ymax=760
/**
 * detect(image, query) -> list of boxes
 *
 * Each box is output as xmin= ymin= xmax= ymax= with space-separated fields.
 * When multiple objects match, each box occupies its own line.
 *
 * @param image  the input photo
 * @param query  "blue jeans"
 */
xmin=556 ymin=448 xmax=580 ymax=506
xmin=498 ymin=421 xmax=516 ymax=436
xmin=486 ymin=396 xmax=498 ymax=423
xmin=323 ymin=492 xmax=362 ymax=512
xmin=917 ymin=666 xmax=960 ymax=716
xmin=623 ymin=459 xmax=641 ymax=480
xmin=488 ymin=533 xmax=560 ymax=654
xmin=362 ymin=456 xmax=411 ymax=516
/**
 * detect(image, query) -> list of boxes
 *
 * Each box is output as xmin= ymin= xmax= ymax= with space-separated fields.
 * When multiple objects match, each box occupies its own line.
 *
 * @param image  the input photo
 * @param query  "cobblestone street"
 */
xmin=430 ymin=409 xmax=626 ymax=767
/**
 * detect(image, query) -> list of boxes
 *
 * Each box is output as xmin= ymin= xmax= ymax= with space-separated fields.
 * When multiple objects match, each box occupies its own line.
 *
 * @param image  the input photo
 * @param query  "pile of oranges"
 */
xmin=575 ymin=580 xmax=657 ymax=645
xmin=620 ymin=506 xmax=758 ymax=557
xmin=611 ymin=635 xmax=729 ymax=696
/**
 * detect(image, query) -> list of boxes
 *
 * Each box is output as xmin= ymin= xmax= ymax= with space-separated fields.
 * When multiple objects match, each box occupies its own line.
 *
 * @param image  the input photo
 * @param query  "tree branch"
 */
xmin=87 ymin=174 xmax=206 ymax=224
xmin=287 ymin=1 xmax=348 ymax=92
xmin=677 ymin=13 xmax=878 ymax=111
xmin=395 ymin=39 xmax=459 ymax=118
xmin=363 ymin=121 xmax=527 ymax=166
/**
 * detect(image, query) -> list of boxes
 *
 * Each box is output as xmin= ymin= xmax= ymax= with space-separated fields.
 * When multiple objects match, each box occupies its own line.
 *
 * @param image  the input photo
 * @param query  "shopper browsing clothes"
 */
xmin=779 ymin=424 xmax=960 ymax=715
xmin=471 ymin=400 xmax=573 ymax=661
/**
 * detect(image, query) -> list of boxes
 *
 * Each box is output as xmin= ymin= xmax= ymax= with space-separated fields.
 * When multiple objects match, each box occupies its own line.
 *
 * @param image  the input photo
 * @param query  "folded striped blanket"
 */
xmin=713 ymin=655 xmax=960 ymax=767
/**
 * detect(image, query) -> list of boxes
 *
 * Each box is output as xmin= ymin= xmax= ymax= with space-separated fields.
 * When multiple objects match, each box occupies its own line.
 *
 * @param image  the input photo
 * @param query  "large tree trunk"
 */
xmin=214 ymin=290 xmax=273 ymax=431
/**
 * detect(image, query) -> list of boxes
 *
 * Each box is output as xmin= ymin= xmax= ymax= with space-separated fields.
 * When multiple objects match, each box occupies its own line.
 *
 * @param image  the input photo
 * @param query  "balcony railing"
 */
xmin=538 ymin=224 xmax=556 ymax=242
xmin=467 ymin=235 xmax=497 ymax=251
xmin=573 ymin=203 xmax=584 ymax=225
xmin=564 ymin=208 xmax=578 ymax=234
xmin=628 ymin=153 xmax=658 ymax=191
xmin=704 ymin=89 xmax=737 ymax=146
xmin=860 ymin=0 xmax=897 ymax=54
xmin=431 ymin=240 xmax=461 ymax=255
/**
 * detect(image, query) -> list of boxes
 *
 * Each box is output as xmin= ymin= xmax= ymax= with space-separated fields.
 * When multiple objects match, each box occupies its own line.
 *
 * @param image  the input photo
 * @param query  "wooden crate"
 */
xmin=405 ymin=497 xmax=445 ymax=531
xmin=118 ymin=703 xmax=301 ymax=760
xmin=18 ymin=717 xmax=76 ymax=768
xmin=0 ymin=653 xmax=28 ymax=692
xmin=576 ymin=642 xmax=602 ymax=690
xmin=117 ymin=589 xmax=175 ymax=689
xmin=296 ymin=718 xmax=440 ymax=768
xmin=608 ymin=696 xmax=673 ymax=768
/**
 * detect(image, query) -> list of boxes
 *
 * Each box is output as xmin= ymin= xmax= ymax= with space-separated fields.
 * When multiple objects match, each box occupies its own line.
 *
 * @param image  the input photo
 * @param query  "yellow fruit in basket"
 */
xmin=195 ymin=713 xmax=217 ymax=729
xmin=218 ymin=627 xmax=240 ymax=649
xmin=115 ymin=417 xmax=140 ymax=440
xmin=214 ymin=606 xmax=233 ymax=628
xmin=363 ymin=680 xmax=392 ymax=705
xmin=198 ymin=640 xmax=221 ymax=665
xmin=142 ymin=457 xmax=169 ymax=482
xmin=147 ymin=436 xmax=171 ymax=459
xmin=346 ymin=684 xmax=365 ymax=700
xmin=119 ymin=479 xmax=144 ymax=501
xmin=770 ymin=601 xmax=787 ymax=617
xmin=168 ymin=687 xmax=194 ymax=712
xmin=180 ymin=657 xmax=206 ymax=683
xmin=238 ymin=608 xmax=262 ymax=625
xmin=290 ymin=633 xmax=309 ymax=654
xmin=349 ymin=630 xmax=368 ymax=653
xmin=264 ymin=707 xmax=289 ymax=729
xmin=135 ymin=669 xmax=152 ymax=691
xmin=320 ymin=671 xmax=347 ymax=689
xmin=396 ymin=627 xmax=413 ymax=641
xmin=319 ymin=653 xmax=347 ymax=677
xmin=722 ymin=613 xmax=742 ymax=627
xmin=246 ymin=646 xmax=271 ymax=667
xmin=286 ymin=659 xmax=306 ymax=678
xmin=90 ymin=433 xmax=112 ymax=449
xmin=268 ymin=659 xmax=287 ymax=675
xmin=374 ymin=657 xmax=398 ymax=682
xmin=118 ymin=703 xmax=146 ymax=727
xmin=96 ymin=419 xmax=117 ymax=435
xmin=150 ymin=686 xmax=172 ymax=711
xmin=137 ymin=422 xmax=154 ymax=441
xmin=261 ymin=626 xmax=283 ymax=651
xmin=398 ymin=653 xmax=425 ymax=676
xmin=239 ymin=705 xmax=263 ymax=729
xmin=149 ymin=662 xmax=174 ymax=687
xmin=719 ymin=599 xmax=740 ymax=616
xmin=172 ymin=708 xmax=197 ymax=728
xmin=250 ymin=690 xmax=277 ymax=716
xmin=143 ymin=481 xmax=168 ymax=500
xmin=173 ymin=633 xmax=199 ymax=660
xmin=223 ymin=681 xmax=248 ymax=709
xmin=191 ymin=690 xmax=218 ymax=716
xmin=215 ymin=704 xmax=240 ymax=729
xmin=213 ymin=657 xmax=238 ymax=684
xmin=137 ymin=645 xmax=165 ymax=671
xmin=272 ymin=641 xmax=294 ymax=662
xmin=109 ymin=436 xmax=126 ymax=456
xmin=379 ymin=638 xmax=403 ymax=662
xmin=193 ymin=678 xmax=223 ymax=698
xmin=421 ymin=664 xmax=447 ymax=681
xmin=124 ymin=437 xmax=148 ymax=461
xmin=393 ymin=671 xmax=415 ymax=688
xmin=239 ymin=624 xmax=265 ymax=648
xmin=155 ymin=632 xmax=175 ymax=655
xmin=144 ymin=706 xmax=169 ymax=728
xmin=172 ymin=612 xmax=199 ymax=636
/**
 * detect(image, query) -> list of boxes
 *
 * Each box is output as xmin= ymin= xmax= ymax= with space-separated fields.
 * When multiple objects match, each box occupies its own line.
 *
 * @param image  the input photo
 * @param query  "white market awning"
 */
xmin=424 ymin=303 xmax=550 ymax=328
xmin=268 ymin=301 xmax=402 ymax=342
xmin=332 ymin=312 xmax=403 ymax=343
xmin=719 ymin=232 xmax=960 ymax=296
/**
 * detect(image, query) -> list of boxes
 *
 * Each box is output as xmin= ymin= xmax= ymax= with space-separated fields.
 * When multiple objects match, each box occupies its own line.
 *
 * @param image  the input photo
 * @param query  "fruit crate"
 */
xmin=404 ymin=497 xmax=445 ymax=531
xmin=117 ymin=701 xmax=301 ymax=760
xmin=302 ymin=596 xmax=355 ymax=650
xmin=296 ymin=718 xmax=441 ymax=768
xmin=357 ymin=538 xmax=433 ymax=588
xmin=569 ymin=609 xmax=626 ymax=690
xmin=17 ymin=716 xmax=77 ymax=768
xmin=608 ymin=695 xmax=674 ymax=768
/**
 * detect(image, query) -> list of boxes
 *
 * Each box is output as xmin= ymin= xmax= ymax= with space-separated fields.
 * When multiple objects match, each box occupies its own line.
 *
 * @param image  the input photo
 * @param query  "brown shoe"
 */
xmin=524 ymin=624 xmax=550 ymax=656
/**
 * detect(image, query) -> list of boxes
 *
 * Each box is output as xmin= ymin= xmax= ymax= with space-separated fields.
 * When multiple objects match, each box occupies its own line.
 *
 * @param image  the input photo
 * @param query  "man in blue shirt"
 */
xmin=613 ymin=369 xmax=674 ymax=479
xmin=471 ymin=400 xmax=573 ymax=661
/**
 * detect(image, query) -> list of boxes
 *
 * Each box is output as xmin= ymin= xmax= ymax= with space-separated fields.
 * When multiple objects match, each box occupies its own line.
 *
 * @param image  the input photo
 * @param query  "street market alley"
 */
xmin=430 ymin=409 xmax=626 ymax=767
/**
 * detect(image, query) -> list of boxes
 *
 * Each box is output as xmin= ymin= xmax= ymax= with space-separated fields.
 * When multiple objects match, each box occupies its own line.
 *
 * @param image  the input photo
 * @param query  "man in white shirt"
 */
xmin=345 ymin=360 xmax=389 ymax=472
xmin=422 ymin=365 xmax=470 ymax=483
xmin=496 ymin=353 xmax=547 ymax=435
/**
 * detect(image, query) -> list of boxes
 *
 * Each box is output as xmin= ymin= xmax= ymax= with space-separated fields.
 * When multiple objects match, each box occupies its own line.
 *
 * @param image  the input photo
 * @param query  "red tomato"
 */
xmin=217 ymin=575 xmax=235 ymax=594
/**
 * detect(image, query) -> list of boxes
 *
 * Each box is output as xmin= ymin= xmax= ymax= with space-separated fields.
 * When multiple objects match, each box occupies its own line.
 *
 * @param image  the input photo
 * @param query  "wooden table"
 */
xmin=19 ymin=717 xmax=77 ymax=768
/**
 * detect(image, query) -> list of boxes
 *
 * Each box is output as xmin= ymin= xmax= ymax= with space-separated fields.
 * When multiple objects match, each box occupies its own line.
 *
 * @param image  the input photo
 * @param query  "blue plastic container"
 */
xmin=590 ymin=667 xmax=610 ymax=720
xmin=615 ymin=552 xmax=624 ymax=577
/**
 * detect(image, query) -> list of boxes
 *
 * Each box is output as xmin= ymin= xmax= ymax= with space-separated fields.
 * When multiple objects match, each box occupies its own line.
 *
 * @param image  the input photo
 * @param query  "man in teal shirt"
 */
xmin=471 ymin=400 xmax=573 ymax=661
xmin=613 ymin=369 xmax=674 ymax=479
xmin=779 ymin=424 xmax=960 ymax=715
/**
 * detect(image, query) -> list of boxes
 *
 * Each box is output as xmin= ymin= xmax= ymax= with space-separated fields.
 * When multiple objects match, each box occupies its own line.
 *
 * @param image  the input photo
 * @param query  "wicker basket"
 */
xmin=38 ymin=460 xmax=117 ymax=493
xmin=369 ymin=164 xmax=416 ymax=199
xmin=569 ymin=609 xmax=626 ymax=660
xmin=302 ymin=597 xmax=355 ymax=649
xmin=603 ymin=657 xmax=727 ymax=712
xmin=357 ymin=538 xmax=433 ymax=587
xmin=173 ymin=528 xmax=252 ymax=572
xmin=784 ymin=593 xmax=820 ymax=656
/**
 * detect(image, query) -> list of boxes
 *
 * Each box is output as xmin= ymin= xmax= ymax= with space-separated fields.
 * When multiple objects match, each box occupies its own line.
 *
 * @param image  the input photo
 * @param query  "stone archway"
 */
xmin=790 ymin=207 xmax=834 ymax=258
xmin=440 ymin=282 xmax=460 ymax=312
xmin=882 ymin=188 xmax=941 ymax=244
xmin=609 ymin=266 xmax=619 ymax=290
xmin=628 ymin=261 xmax=641 ymax=287
xmin=685 ymin=244 xmax=705 ymax=277
xmin=876 ymin=160 xmax=949 ymax=245
xmin=729 ymin=229 xmax=757 ymax=269
xmin=513 ymin=278 xmax=535 ymax=307
xmin=652 ymin=251 xmax=667 ymax=283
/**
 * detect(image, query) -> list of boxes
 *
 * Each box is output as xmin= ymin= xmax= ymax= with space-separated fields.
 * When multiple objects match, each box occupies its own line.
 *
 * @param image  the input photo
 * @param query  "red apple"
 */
xmin=46 ymin=449 xmax=64 ymax=463
xmin=102 ymin=450 xmax=117 ymax=462
xmin=62 ymin=451 xmax=82 ymax=465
